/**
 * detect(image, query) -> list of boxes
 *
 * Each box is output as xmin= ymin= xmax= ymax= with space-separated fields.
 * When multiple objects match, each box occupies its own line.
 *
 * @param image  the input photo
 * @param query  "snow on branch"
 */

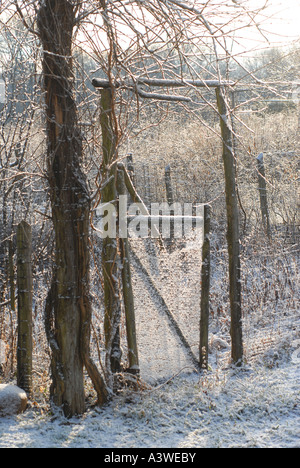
xmin=92 ymin=77 xmax=234 ymax=102
xmin=92 ymin=77 xmax=234 ymax=90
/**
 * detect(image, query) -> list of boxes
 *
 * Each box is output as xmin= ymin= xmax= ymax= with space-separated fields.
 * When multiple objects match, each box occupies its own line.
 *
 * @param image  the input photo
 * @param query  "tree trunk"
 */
xmin=216 ymin=87 xmax=243 ymax=366
xmin=38 ymin=0 xmax=107 ymax=417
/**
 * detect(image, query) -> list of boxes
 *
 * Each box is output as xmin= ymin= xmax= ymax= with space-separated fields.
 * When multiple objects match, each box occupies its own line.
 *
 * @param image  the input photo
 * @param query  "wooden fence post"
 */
xmin=216 ymin=87 xmax=243 ymax=366
xmin=17 ymin=221 xmax=32 ymax=395
xmin=126 ymin=154 xmax=135 ymax=204
xmin=200 ymin=204 xmax=210 ymax=370
xmin=165 ymin=164 xmax=174 ymax=206
xmin=165 ymin=164 xmax=175 ymax=241
xmin=100 ymin=88 xmax=122 ymax=377
xmin=257 ymin=153 xmax=271 ymax=239
xmin=9 ymin=239 xmax=15 ymax=312
xmin=117 ymin=164 xmax=140 ymax=375
xmin=127 ymin=154 xmax=135 ymax=185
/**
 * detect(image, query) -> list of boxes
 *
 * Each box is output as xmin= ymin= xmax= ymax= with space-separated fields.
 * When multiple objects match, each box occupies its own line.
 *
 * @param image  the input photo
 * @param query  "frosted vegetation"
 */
xmin=0 ymin=99 xmax=299 ymax=447
xmin=0 ymin=0 xmax=299 ymax=447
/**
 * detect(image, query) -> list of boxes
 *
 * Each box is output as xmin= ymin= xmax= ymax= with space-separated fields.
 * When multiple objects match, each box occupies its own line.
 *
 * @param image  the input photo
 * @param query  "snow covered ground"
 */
xmin=0 ymin=237 xmax=299 ymax=448
xmin=0 ymin=361 xmax=299 ymax=448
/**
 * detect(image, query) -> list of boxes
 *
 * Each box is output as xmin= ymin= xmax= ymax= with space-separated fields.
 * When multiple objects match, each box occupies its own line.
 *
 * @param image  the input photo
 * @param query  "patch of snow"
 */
xmin=0 ymin=385 xmax=27 ymax=417
xmin=0 ymin=362 xmax=299 ymax=448
xmin=0 ymin=236 xmax=298 ymax=448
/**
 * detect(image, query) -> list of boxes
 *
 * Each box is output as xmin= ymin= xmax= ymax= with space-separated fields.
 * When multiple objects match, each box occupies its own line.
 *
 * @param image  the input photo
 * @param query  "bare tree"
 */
xmin=3 ymin=0 xmax=108 ymax=416
xmin=37 ymin=0 xmax=109 ymax=416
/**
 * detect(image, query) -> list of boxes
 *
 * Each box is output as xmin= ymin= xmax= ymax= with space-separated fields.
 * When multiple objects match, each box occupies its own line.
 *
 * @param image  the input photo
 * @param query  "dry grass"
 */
xmin=124 ymin=108 xmax=299 ymax=229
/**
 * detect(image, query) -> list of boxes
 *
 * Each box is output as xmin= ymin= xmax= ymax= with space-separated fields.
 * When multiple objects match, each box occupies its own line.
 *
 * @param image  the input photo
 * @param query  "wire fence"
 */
xmin=0 ymin=134 xmax=299 ymax=394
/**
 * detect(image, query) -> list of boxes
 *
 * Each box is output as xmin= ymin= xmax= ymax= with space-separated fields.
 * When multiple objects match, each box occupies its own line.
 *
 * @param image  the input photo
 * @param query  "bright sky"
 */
xmin=79 ymin=0 xmax=299 ymax=56
xmin=0 ymin=0 xmax=299 ymax=64
xmin=265 ymin=0 xmax=300 ymax=41
xmin=247 ymin=0 xmax=300 ymax=46
xmin=214 ymin=0 xmax=300 ymax=56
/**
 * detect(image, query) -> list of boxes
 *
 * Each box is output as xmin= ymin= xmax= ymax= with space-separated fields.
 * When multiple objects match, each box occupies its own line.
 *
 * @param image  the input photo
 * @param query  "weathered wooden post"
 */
xmin=127 ymin=154 xmax=135 ymax=185
xmin=99 ymin=87 xmax=122 ymax=377
xmin=117 ymin=163 xmax=140 ymax=375
xmin=16 ymin=221 xmax=32 ymax=396
xmin=142 ymin=163 xmax=152 ymax=208
xmin=165 ymin=164 xmax=175 ymax=241
xmin=216 ymin=87 xmax=243 ymax=366
xmin=126 ymin=154 xmax=135 ymax=205
xmin=165 ymin=164 xmax=174 ymax=206
xmin=257 ymin=153 xmax=271 ymax=239
xmin=9 ymin=240 xmax=15 ymax=312
xmin=200 ymin=204 xmax=210 ymax=370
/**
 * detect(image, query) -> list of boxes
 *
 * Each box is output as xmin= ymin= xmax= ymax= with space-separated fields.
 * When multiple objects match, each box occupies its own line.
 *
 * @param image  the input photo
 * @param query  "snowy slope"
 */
xmin=0 ymin=237 xmax=299 ymax=448
xmin=0 ymin=361 xmax=299 ymax=448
